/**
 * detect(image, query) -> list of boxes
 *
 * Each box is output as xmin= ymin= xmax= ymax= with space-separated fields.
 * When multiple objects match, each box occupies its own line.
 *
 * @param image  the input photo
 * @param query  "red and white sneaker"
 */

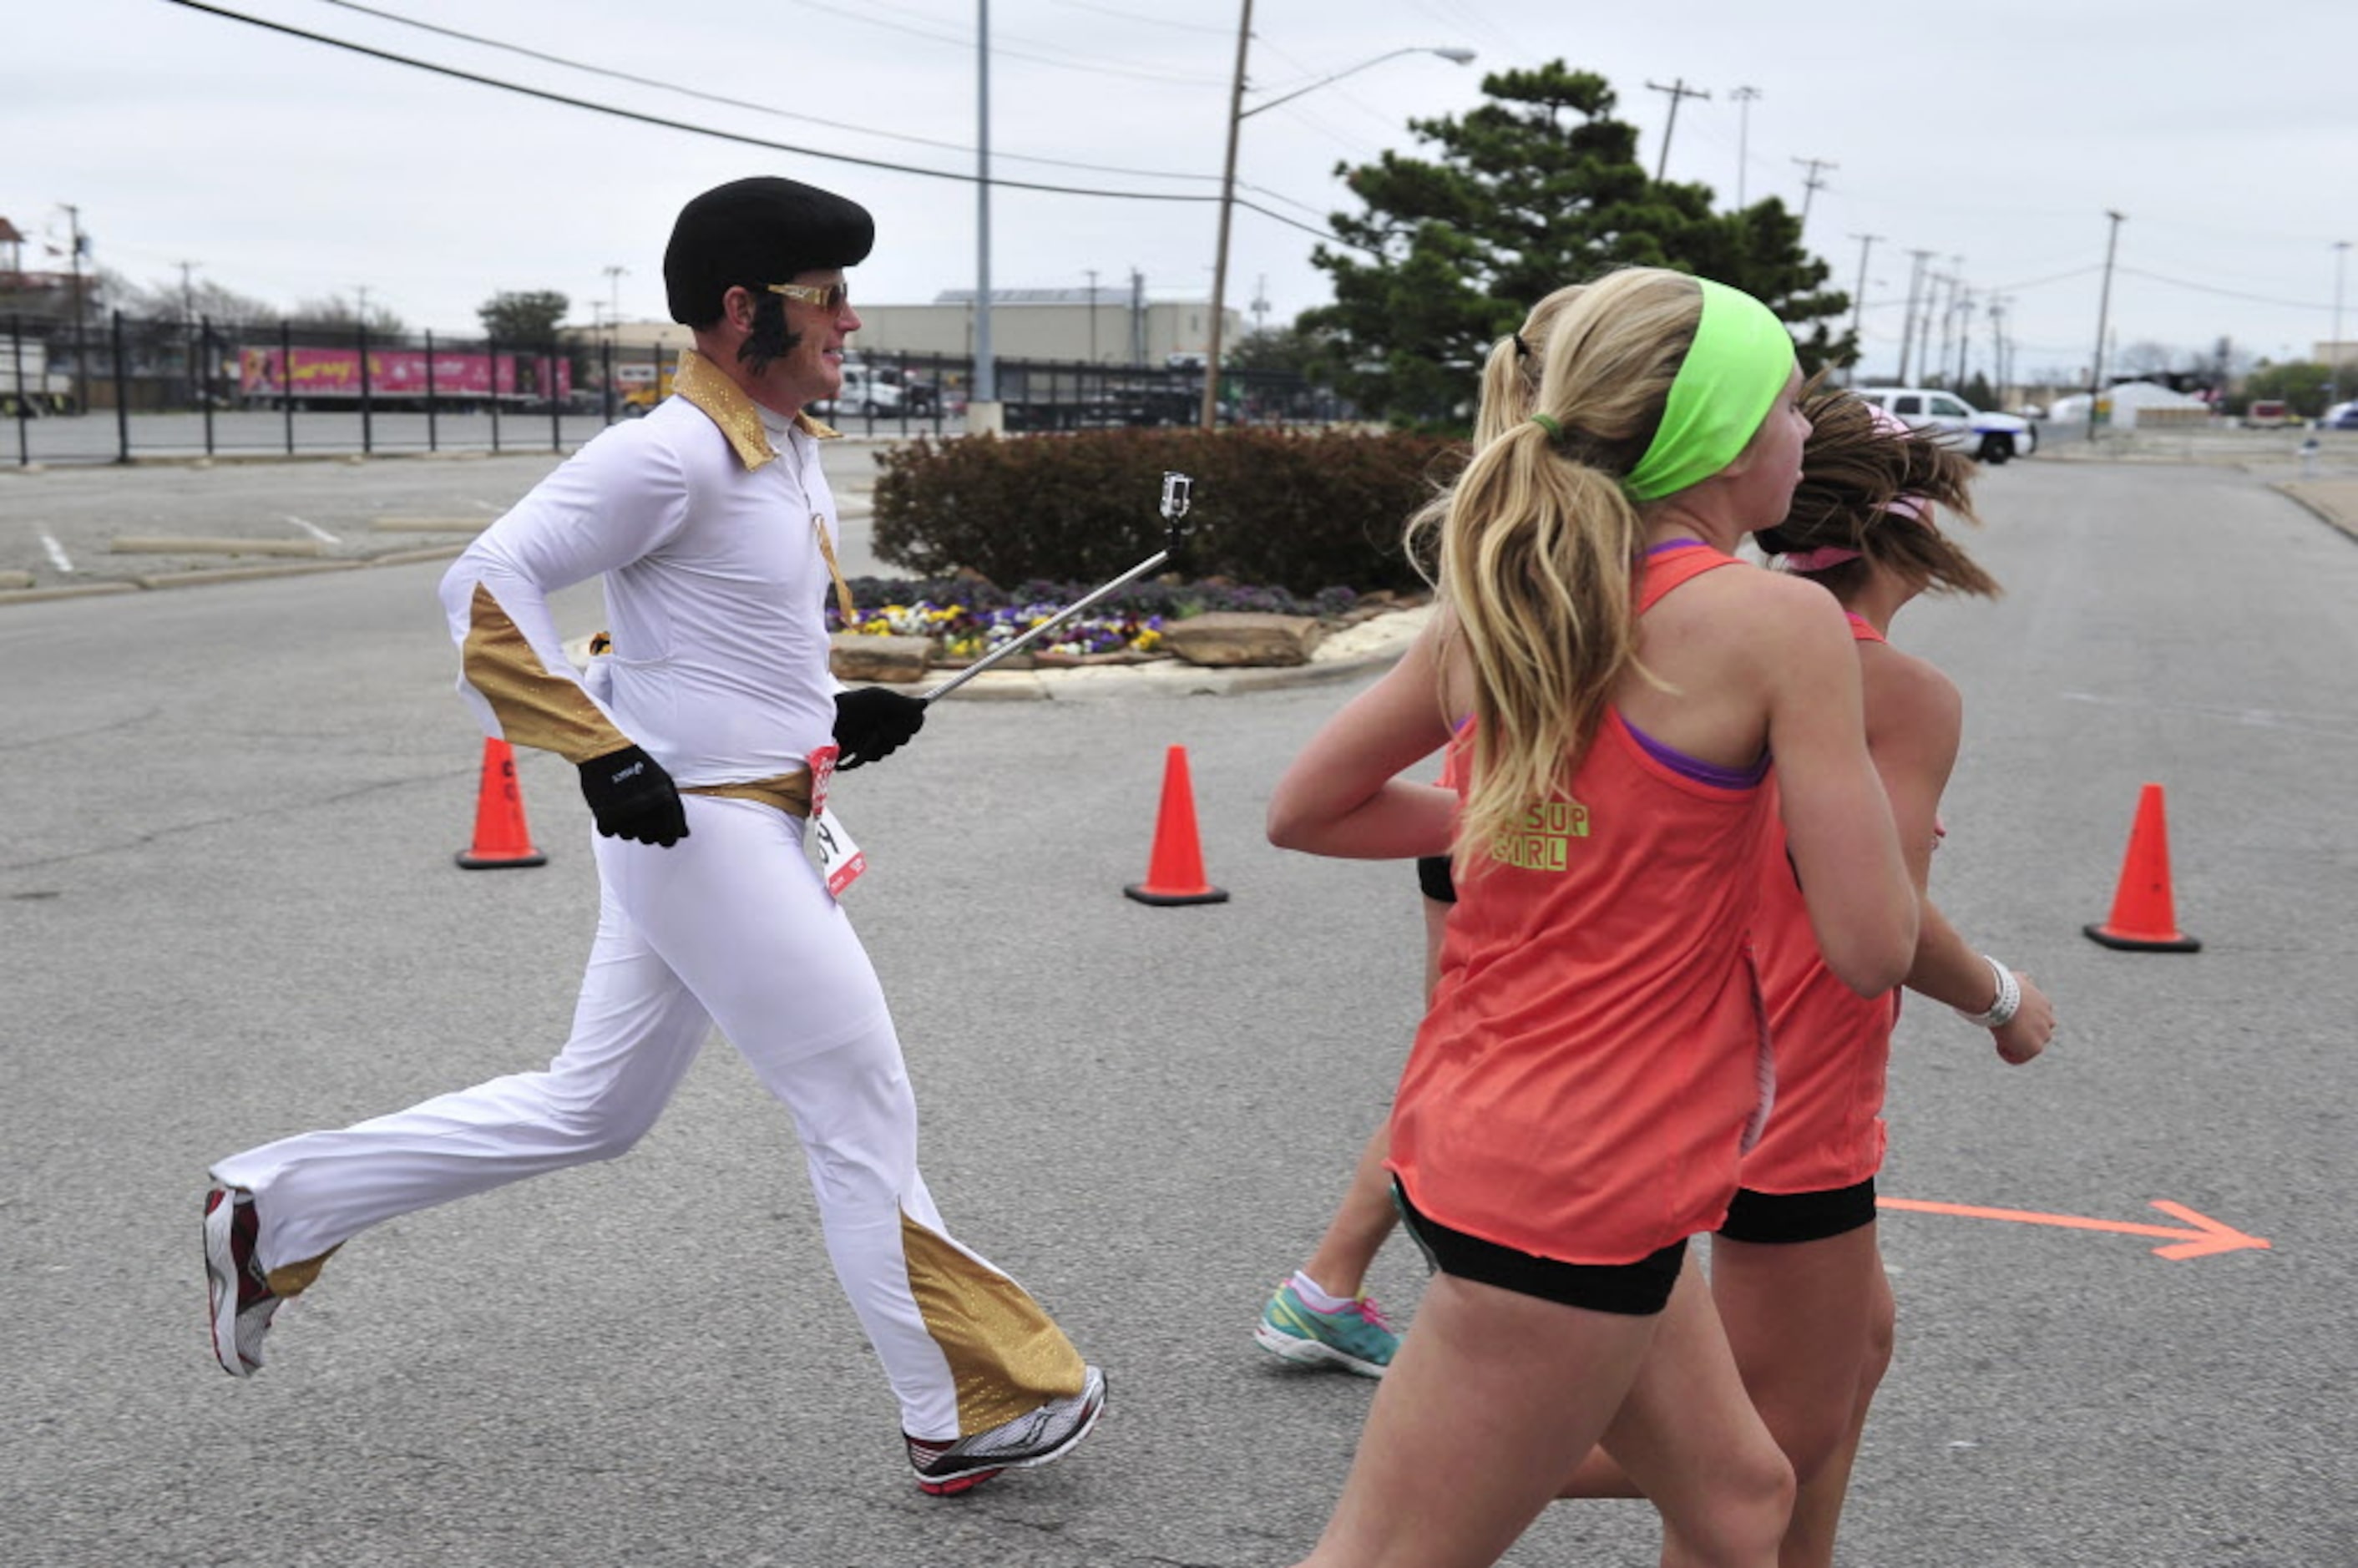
xmin=203 ymin=1186 xmax=280 ymax=1377
xmin=905 ymin=1366 xmax=1106 ymax=1496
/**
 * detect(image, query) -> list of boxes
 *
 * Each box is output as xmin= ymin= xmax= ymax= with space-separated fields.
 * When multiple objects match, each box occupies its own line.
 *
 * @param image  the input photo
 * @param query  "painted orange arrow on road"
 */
xmin=1877 ymin=1197 xmax=2271 ymax=1261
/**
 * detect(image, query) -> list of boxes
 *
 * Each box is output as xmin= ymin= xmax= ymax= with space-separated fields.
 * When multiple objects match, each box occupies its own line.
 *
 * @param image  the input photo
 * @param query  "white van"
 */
xmin=1854 ymin=387 xmax=2038 ymax=464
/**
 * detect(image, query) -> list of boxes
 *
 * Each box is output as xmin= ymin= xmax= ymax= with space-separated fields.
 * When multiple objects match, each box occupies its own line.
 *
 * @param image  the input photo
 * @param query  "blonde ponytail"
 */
xmin=1408 ymin=269 xmax=1708 ymax=875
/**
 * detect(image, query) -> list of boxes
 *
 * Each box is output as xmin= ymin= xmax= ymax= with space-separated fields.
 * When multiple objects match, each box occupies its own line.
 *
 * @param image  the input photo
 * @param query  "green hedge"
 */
xmin=869 ymin=427 xmax=1464 ymax=596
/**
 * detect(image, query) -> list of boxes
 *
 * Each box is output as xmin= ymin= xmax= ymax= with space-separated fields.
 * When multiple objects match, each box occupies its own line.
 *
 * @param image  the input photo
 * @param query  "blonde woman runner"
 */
xmin=1267 ymin=269 xmax=1916 ymax=1568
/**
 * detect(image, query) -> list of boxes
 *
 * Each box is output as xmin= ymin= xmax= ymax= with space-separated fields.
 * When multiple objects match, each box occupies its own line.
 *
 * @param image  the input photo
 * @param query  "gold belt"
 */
xmin=679 ymin=771 xmax=812 ymax=819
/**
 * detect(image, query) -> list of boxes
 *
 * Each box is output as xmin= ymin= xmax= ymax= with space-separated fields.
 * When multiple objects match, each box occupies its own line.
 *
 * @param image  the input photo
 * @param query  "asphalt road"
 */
xmin=3 ymin=458 xmax=2353 ymax=1565
xmin=0 ymin=436 xmax=906 ymax=589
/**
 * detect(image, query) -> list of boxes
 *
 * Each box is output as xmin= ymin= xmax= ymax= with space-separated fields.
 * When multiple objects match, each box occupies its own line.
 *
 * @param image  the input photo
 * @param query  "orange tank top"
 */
xmin=1738 ymin=613 xmax=1902 ymax=1195
xmin=1388 ymin=544 xmax=1778 ymax=1264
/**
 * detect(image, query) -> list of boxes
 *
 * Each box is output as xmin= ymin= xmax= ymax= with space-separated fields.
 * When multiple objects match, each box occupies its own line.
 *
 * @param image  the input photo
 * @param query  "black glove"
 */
xmin=832 ymin=686 xmax=927 ymax=771
xmin=577 ymin=745 xmax=689 ymax=847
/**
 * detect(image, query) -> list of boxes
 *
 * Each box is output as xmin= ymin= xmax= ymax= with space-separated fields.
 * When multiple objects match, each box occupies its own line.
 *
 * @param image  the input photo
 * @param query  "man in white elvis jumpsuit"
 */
xmin=204 ymin=175 xmax=1105 ymax=1497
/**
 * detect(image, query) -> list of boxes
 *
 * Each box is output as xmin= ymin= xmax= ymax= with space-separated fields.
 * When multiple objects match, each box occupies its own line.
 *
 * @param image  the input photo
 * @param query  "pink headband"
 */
xmin=1780 ymin=402 xmax=1935 ymax=571
xmin=1866 ymin=404 xmax=1932 ymax=523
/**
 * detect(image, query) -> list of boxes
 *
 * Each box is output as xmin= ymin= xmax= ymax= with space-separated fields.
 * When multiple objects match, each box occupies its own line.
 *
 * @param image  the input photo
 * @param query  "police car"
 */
xmin=1853 ymin=387 xmax=2038 ymax=464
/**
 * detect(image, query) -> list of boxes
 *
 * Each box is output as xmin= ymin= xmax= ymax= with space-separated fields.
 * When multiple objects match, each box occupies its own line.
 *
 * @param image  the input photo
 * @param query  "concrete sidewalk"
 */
xmin=2274 ymin=478 xmax=2358 ymax=544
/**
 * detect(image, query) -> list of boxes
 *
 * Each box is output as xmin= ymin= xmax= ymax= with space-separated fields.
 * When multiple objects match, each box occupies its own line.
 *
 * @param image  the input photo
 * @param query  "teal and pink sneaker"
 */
xmin=1253 ymin=1279 xmax=1398 ymax=1378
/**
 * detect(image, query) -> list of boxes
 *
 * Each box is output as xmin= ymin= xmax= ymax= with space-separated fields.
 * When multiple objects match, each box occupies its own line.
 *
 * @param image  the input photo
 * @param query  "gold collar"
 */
xmin=672 ymin=348 xmax=841 ymax=472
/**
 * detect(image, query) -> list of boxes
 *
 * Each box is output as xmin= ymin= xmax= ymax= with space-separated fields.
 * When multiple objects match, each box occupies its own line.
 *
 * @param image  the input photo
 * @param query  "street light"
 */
xmin=1200 ymin=23 xmax=1475 ymax=427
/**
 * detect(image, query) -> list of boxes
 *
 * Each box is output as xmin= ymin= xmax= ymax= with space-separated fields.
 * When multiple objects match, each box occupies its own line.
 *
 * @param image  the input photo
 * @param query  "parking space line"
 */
xmin=286 ymin=514 xmax=342 ymax=545
xmin=40 ymin=532 xmax=73 ymax=573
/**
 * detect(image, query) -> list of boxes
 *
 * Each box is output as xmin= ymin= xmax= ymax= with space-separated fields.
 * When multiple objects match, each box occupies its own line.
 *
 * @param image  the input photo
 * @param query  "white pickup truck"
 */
xmin=0 ymin=339 xmax=76 ymax=416
xmin=1853 ymin=387 xmax=2037 ymax=464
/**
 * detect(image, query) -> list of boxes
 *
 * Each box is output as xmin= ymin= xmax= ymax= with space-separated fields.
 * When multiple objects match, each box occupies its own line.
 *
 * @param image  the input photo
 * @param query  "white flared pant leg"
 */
xmin=210 ymin=874 xmax=715 ymax=1271
xmin=215 ymin=795 xmax=1070 ymax=1440
xmin=601 ymin=797 xmax=1065 ymax=1441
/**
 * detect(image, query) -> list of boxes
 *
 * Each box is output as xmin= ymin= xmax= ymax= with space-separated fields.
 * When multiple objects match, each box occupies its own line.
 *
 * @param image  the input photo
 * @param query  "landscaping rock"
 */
xmin=830 ymin=632 xmax=933 ymax=684
xmin=1162 ymin=611 xmax=1327 ymax=668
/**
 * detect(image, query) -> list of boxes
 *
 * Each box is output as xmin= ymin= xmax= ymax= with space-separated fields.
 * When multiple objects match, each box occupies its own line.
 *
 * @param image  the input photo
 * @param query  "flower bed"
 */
xmin=829 ymin=576 xmax=1362 ymax=665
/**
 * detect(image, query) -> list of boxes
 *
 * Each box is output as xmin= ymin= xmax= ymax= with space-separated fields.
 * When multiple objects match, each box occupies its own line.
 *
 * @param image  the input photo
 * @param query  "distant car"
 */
xmin=815 ymin=363 xmax=904 ymax=417
xmin=867 ymin=362 xmax=939 ymax=415
xmin=2324 ymin=403 xmax=2358 ymax=431
xmin=1853 ymin=387 xmax=2039 ymax=463
xmin=2242 ymin=399 xmax=2293 ymax=429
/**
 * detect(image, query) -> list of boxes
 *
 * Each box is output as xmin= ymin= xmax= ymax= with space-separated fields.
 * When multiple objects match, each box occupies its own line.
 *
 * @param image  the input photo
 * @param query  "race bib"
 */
xmin=804 ymin=745 xmax=867 ymax=898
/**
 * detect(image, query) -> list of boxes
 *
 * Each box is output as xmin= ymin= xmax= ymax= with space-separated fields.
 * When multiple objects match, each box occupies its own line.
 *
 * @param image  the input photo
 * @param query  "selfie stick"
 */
xmin=921 ymin=472 xmax=1193 ymax=704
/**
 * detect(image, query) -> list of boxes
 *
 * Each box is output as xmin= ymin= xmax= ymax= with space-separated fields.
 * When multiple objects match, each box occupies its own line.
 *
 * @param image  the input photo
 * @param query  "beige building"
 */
xmin=581 ymin=287 xmax=1242 ymax=369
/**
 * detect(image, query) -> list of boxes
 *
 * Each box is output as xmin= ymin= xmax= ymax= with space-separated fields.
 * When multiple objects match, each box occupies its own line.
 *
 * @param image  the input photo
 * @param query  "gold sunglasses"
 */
xmin=766 ymin=281 xmax=849 ymax=312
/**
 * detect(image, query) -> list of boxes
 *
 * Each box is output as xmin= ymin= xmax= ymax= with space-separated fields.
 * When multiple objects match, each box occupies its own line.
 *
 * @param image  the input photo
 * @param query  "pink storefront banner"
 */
xmin=239 ymin=347 xmax=571 ymax=398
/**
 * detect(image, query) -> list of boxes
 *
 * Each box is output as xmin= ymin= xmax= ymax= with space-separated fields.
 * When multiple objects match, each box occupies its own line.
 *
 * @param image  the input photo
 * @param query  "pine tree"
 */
xmin=1304 ymin=62 xmax=1852 ymax=426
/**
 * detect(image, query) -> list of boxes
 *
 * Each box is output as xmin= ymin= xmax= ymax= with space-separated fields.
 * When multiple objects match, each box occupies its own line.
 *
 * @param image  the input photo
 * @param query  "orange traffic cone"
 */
xmin=2082 ymin=782 xmax=2198 ymax=951
xmin=455 ymin=737 xmax=548 ymax=870
xmin=1124 ymin=745 xmax=1228 ymax=906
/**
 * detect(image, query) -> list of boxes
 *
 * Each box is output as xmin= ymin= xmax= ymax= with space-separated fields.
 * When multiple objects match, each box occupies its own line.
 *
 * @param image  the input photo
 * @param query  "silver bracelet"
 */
xmin=1956 ymin=954 xmax=2021 ymax=1029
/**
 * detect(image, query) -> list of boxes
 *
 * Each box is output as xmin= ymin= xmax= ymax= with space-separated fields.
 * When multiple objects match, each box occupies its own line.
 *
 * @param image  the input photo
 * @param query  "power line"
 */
xmin=1986 ymin=262 xmax=2107 ymax=295
xmin=787 ymin=0 xmax=1227 ymax=87
xmin=1043 ymin=0 xmax=1237 ymax=35
xmin=164 ymin=0 xmax=1226 ymax=205
xmin=2113 ymin=265 xmax=2333 ymax=313
xmin=176 ymin=0 xmax=1363 ymax=253
xmin=311 ymin=0 xmax=1227 ymax=186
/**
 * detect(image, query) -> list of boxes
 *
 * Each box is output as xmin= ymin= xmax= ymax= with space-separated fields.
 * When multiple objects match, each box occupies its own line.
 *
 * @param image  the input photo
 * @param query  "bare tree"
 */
xmin=288 ymin=292 xmax=406 ymax=336
xmin=2114 ymin=340 xmax=2185 ymax=381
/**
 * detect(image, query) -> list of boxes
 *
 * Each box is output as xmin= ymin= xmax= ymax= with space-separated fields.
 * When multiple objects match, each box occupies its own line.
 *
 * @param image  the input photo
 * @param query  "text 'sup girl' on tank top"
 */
xmin=1388 ymin=543 xmax=1778 ymax=1265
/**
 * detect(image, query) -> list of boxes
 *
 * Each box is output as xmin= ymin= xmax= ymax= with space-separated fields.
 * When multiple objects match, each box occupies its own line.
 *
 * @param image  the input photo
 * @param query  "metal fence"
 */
xmin=5 ymin=311 xmax=1348 ymax=467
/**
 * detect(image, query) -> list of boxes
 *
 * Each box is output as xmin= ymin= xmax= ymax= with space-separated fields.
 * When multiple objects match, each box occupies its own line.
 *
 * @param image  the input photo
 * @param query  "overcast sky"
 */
xmin=10 ymin=0 xmax=2355 ymax=387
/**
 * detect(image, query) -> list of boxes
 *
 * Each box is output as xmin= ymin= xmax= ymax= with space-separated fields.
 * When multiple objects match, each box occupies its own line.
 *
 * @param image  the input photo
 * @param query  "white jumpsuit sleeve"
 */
xmin=439 ymin=428 xmax=691 ymax=764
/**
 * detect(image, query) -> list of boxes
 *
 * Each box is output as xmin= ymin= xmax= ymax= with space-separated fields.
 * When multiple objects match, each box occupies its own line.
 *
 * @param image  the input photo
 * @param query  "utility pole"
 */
xmin=1130 ymin=267 xmax=1145 ymax=367
xmin=974 ymin=0 xmax=998 ymax=420
xmin=61 ymin=202 xmax=88 ymax=416
xmin=177 ymin=260 xmax=200 ymax=406
xmin=1645 ymin=78 xmax=1711 ymax=183
xmin=1792 ymin=156 xmax=1835 ymax=237
xmin=2089 ymin=210 xmax=2124 ymax=441
xmin=1988 ymin=296 xmax=2010 ymax=407
xmin=1952 ymin=289 xmax=1975 ymax=389
xmin=1916 ymin=269 xmax=1945 ymax=388
xmin=1847 ymin=232 xmax=1881 ymax=383
xmin=2330 ymin=240 xmax=2350 ymax=407
xmin=1898 ymin=249 xmax=1931 ymax=385
xmin=1202 ymin=0 xmax=1253 ymax=429
xmin=1935 ymin=270 xmax=1959 ymax=387
xmin=355 ymin=284 xmax=372 ymax=327
xmin=1729 ymin=86 xmax=1761 ymax=207
xmin=602 ymin=264 xmax=627 ymax=341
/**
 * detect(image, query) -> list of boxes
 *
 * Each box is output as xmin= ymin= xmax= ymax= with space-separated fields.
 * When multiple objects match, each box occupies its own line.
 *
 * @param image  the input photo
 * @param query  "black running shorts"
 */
xmin=1394 ymin=1179 xmax=1684 ymax=1316
xmin=1716 ymin=1177 xmax=1878 ymax=1245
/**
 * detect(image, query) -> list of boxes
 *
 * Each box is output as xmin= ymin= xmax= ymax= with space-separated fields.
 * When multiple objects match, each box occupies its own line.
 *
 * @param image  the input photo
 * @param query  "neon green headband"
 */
xmin=1622 ymin=278 xmax=1796 ymax=502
